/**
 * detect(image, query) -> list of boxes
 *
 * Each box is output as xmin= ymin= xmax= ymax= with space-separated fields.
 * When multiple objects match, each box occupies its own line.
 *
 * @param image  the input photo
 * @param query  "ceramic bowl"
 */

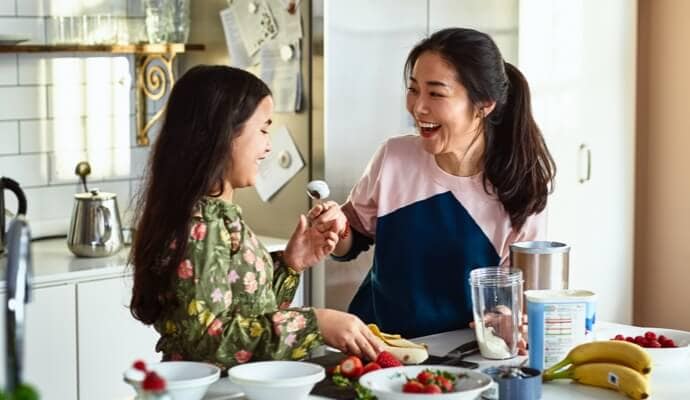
xmin=596 ymin=326 xmax=690 ymax=366
xmin=358 ymin=365 xmax=492 ymax=400
xmin=227 ymin=361 xmax=325 ymax=400
xmin=123 ymin=361 xmax=220 ymax=400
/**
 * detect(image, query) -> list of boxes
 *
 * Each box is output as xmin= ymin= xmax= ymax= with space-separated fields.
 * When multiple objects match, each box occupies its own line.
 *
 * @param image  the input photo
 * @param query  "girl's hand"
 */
xmin=284 ymin=215 xmax=339 ymax=271
xmin=308 ymin=201 xmax=348 ymax=237
xmin=314 ymin=308 xmax=384 ymax=361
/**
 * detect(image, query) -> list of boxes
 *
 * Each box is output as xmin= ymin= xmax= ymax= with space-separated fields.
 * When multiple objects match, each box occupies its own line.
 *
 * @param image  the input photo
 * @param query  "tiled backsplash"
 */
xmin=0 ymin=0 xmax=159 ymax=237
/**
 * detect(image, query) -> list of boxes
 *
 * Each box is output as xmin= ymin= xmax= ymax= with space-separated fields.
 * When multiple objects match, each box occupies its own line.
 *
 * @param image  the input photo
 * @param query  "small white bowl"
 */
xmin=124 ymin=361 xmax=220 ymax=400
xmin=227 ymin=361 xmax=325 ymax=400
xmin=596 ymin=326 xmax=690 ymax=366
xmin=359 ymin=365 xmax=492 ymax=400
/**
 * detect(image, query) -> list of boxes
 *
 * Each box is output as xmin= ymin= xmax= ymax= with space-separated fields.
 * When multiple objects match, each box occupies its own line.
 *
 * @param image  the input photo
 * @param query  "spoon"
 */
xmin=74 ymin=161 xmax=91 ymax=193
xmin=306 ymin=180 xmax=330 ymax=201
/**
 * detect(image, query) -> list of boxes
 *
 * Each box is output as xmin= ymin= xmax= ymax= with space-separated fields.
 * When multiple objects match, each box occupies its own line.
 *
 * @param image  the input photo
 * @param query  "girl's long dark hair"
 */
xmin=130 ymin=65 xmax=271 ymax=324
xmin=405 ymin=28 xmax=555 ymax=230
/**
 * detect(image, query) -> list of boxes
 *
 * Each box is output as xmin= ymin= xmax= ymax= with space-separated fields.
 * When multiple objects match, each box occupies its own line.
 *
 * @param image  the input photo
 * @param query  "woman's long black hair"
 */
xmin=130 ymin=65 xmax=271 ymax=324
xmin=405 ymin=28 xmax=555 ymax=230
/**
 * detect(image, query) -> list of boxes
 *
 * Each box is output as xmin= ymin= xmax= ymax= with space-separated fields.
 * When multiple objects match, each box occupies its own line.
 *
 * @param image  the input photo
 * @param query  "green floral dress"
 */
xmin=154 ymin=198 xmax=323 ymax=369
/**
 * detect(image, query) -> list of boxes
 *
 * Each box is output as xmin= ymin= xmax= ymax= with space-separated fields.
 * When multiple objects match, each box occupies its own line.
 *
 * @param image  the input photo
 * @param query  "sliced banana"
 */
xmin=368 ymin=323 xmax=429 ymax=364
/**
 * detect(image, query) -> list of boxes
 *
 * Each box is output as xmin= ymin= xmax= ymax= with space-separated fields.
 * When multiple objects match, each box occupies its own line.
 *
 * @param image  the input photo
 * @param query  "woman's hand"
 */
xmin=308 ymin=201 xmax=348 ymax=236
xmin=283 ymin=215 xmax=339 ymax=272
xmin=314 ymin=308 xmax=384 ymax=361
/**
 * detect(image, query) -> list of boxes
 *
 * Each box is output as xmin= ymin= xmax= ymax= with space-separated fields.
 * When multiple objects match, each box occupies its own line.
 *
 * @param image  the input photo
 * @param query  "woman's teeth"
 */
xmin=418 ymin=121 xmax=441 ymax=137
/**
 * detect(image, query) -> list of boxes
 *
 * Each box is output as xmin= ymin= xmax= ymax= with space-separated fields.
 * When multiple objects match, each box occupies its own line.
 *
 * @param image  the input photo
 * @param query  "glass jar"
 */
xmin=144 ymin=0 xmax=174 ymax=43
xmin=469 ymin=267 xmax=523 ymax=360
xmin=170 ymin=0 xmax=191 ymax=43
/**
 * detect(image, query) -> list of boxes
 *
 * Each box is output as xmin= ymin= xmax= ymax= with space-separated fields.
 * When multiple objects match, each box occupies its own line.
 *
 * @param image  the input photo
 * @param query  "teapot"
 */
xmin=1 ymin=177 xmax=28 ymax=255
xmin=67 ymin=189 xmax=124 ymax=257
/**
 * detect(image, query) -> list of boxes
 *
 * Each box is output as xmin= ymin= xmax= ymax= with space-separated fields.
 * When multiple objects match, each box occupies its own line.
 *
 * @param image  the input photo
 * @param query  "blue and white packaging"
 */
xmin=525 ymin=289 xmax=597 ymax=371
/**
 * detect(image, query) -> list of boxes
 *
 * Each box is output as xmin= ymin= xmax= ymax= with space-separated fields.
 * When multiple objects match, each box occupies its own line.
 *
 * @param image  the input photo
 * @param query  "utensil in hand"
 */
xmin=306 ymin=180 xmax=330 ymax=200
xmin=74 ymin=161 xmax=91 ymax=193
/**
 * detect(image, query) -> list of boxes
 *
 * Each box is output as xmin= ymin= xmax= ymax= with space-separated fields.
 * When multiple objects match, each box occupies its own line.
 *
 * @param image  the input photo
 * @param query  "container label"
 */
xmin=543 ymin=302 xmax=586 ymax=368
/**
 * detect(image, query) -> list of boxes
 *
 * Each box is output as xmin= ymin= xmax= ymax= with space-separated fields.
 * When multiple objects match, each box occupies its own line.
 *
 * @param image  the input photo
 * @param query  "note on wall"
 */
xmin=255 ymin=126 xmax=304 ymax=201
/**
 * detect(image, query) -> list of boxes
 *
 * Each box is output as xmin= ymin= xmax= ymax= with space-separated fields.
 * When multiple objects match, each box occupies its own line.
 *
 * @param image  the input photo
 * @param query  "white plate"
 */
xmin=359 ymin=365 xmax=492 ymax=400
xmin=595 ymin=325 xmax=690 ymax=366
xmin=0 ymin=35 xmax=29 ymax=45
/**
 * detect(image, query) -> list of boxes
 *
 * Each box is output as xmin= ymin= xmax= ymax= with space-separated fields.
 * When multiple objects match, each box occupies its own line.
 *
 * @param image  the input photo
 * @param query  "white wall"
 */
xmin=0 ymin=0 xmax=155 ymax=237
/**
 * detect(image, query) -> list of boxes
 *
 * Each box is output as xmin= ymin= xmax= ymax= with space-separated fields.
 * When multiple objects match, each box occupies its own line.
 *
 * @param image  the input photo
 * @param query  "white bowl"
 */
xmin=359 ymin=365 xmax=493 ymax=400
xmin=596 ymin=326 xmax=690 ymax=366
xmin=227 ymin=361 xmax=325 ymax=400
xmin=124 ymin=361 xmax=220 ymax=400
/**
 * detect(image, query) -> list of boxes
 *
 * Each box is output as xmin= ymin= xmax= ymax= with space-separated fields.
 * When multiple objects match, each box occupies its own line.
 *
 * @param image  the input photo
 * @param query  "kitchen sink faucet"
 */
xmin=4 ymin=215 xmax=32 ymax=394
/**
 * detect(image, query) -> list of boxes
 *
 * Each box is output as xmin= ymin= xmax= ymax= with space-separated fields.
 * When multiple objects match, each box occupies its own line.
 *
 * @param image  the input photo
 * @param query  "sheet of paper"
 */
xmin=272 ymin=0 xmax=302 ymax=43
xmin=255 ymin=126 xmax=304 ymax=201
xmin=219 ymin=7 xmax=258 ymax=68
xmin=260 ymin=40 xmax=301 ymax=112
xmin=232 ymin=0 xmax=279 ymax=56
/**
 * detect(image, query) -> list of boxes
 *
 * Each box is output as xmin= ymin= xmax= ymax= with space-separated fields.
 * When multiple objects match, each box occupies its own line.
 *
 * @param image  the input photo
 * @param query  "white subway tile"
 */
xmin=19 ymin=55 xmax=132 ymax=86
xmin=0 ymin=153 xmax=49 ymax=186
xmin=0 ymin=86 xmax=48 ymax=120
xmin=0 ymin=120 xmax=19 ymax=154
xmin=20 ymin=183 xmax=77 ymax=237
xmin=127 ymin=0 xmax=144 ymax=17
xmin=0 ymin=17 xmax=46 ymax=44
xmin=130 ymin=146 xmax=148 ymax=178
xmin=17 ymin=0 xmax=47 ymax=16
xmin=20 ymin=118 xmax=80 ymax=153
xmin=49 ymin=146 xmax=137 ymax=184
xmin=47 ymin=82 xmax=130 ymax=118
xmin=0 ymin=1 xmax=14 ymax=16
xmin=0 ymin=54 xmax=17 ymax=85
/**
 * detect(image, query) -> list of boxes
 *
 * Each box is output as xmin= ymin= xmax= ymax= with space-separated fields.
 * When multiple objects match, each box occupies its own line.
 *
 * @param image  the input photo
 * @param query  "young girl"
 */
xmin=311 ymin=28 xmax=556 ymax=339
xmin=130 ymin=65 xmax=382 ymax=369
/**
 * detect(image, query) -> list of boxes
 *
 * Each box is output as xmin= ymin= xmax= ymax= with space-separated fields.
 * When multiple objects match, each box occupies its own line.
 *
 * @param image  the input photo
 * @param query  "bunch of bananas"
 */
xmin=543 ymin=341 xmax=652 ymax=399
xmin=368 ymin=324 xmax=429 ymax=364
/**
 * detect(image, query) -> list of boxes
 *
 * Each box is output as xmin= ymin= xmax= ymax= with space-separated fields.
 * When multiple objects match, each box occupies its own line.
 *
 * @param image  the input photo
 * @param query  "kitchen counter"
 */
xmin=0 ymin=235 xmax=289 ymax=290
xmin=203 ymin=321 xmax=690 ymax=399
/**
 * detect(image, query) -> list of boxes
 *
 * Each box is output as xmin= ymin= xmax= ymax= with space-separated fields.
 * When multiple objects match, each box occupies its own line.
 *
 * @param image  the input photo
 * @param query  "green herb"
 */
xmin=330 ymin=373 xmax=377 ymax=400
xmin=353 ymin=382 xmax=376 ymax=400
xmin=332 ymin=374 xmax=351 ymax=388
xmin=0 ymin=384 xmax=40 ymax=400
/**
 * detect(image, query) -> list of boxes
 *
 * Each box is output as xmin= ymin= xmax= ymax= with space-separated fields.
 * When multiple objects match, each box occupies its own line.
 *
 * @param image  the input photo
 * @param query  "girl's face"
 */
xmin=406 ymin=51 xmax=483 ymax=156
xmin=228 ymin=96 xmax=273 ymax=189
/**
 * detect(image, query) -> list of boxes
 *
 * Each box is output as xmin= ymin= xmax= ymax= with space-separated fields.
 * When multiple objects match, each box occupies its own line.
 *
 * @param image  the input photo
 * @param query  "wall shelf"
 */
xmin=0 ymin=43 xmax=204 ymax=54
xmin=0 ymin=43 xmax=205 ymax=146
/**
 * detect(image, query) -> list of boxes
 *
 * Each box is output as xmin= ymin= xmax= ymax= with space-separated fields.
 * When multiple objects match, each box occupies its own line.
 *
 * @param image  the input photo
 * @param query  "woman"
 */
xmin=311 ymin=28 xmax=555 ymax=338
xmin=130 ymin=65 xmax=383 ymax=369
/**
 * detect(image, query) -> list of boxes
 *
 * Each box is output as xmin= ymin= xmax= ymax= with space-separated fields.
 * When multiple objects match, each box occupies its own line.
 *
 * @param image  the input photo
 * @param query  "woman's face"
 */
xmin=228 ymin=96 xmax=273 ymax=188
xmin=406 ymin=51 xmax=482 ymax=156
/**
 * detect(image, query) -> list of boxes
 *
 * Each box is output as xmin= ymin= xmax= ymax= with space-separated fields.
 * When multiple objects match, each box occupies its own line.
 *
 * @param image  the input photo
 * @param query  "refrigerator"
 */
xmin=308 ymin=0 xmax=520 ymax=310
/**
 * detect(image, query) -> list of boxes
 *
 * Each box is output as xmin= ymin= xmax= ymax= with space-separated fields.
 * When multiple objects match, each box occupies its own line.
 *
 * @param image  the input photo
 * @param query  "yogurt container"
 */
xmin=525 ymin=289 xmax=596 ymax=371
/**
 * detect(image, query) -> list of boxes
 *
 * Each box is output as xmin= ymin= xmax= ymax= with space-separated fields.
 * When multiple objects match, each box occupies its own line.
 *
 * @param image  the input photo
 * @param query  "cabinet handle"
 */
xmin=579 ymin=143 xmax=591 ymax=183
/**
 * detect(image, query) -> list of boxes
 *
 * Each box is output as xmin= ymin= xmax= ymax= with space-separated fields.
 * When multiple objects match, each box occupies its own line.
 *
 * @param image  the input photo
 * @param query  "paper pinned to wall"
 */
xmin=260 ymin=40 xmax=301 ymax=112
xmin=273 ymin=0 xmax=302 ymax=43
xmin=220 ymin=7 xmax=258 ymax=68
xmin=255 ymin=126 xmax=304 ymax=201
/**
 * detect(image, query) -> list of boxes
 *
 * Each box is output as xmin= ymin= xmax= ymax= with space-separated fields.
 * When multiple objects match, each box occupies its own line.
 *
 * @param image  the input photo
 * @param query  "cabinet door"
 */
xmin=519 ymin=0 xmax=636 ymax=322
xmin=429 ymin=0 xmax=520 ymax=63
xmin=77 ymin=276 xmax=159 ymax=400
xmin=0 ymin=285 xmax=78 ymax=400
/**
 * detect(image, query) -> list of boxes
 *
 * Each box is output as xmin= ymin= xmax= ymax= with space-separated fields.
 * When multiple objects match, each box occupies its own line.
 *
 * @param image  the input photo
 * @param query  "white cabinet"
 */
xmin=0 ymin=285 xmax=78 ymax=400
xmin=77 ymin=276 xmax=159 ymax=400
xmin=519 ymin=0 xmax=637 ymax=322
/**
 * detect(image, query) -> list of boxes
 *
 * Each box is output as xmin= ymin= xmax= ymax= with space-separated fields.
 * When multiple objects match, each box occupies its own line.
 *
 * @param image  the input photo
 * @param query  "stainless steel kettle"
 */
xmin=1 ymin=177 xmax=28 ymax=255
xmin=67 ymin=189 xmax=124 ymax=257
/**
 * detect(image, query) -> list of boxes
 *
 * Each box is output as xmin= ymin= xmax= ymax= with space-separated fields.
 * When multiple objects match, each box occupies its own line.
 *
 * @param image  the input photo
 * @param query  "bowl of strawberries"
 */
xmin=601 ymin=326 xmax=690 ymax=366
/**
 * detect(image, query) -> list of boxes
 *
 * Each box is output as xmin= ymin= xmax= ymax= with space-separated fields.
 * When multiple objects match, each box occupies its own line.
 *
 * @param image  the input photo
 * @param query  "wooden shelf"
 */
xmin=0 ymin=43 xmax=205 ymax=54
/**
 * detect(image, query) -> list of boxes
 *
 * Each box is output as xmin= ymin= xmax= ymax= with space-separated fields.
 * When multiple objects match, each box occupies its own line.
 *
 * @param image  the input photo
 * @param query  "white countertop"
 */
xmin=203 ymin=322 xmax=690 ymax=399
xmin=0 ymin=235 xmax=288 ymax=291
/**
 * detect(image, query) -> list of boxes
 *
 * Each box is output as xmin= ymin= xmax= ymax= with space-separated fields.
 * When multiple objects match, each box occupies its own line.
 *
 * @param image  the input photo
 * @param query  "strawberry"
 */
xmin=423 ymin=383 xmax=442 ymax=394
xmin=647 ymin=339 xmax=661 ymax=348
xmin=416 ymin=370 xmax=434 ymax=384
xmin=436 ymin=376 xmax=454 ymax=392
xmin=339 ymin=356 xmax=364 ymax=379
xmin=613 ymin=334 xmax=625 ymax=340
xmin=142 ymin=371 xmax=166 ymax=392
xmin=402 ymin=380 xmax=425 ymax=393
xmin=362 ymin=362 xmax=382 ymax=375
xmin=644 ymin=331 xmax=657 ymax=341
xmin=375 ymin=351 xmax=402 ymax=368
xmin=132 ymin=360 xmax=147 ymax=372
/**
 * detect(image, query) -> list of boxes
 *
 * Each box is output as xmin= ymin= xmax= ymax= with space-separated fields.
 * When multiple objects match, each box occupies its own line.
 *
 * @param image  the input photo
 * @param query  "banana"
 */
xmin=544 ymin=341 xmax=652 ymax=377
xmin=368 ymin=324 xmax=429 ymax=364
xmin=547 ymin=362 xmax=650 ymax=400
